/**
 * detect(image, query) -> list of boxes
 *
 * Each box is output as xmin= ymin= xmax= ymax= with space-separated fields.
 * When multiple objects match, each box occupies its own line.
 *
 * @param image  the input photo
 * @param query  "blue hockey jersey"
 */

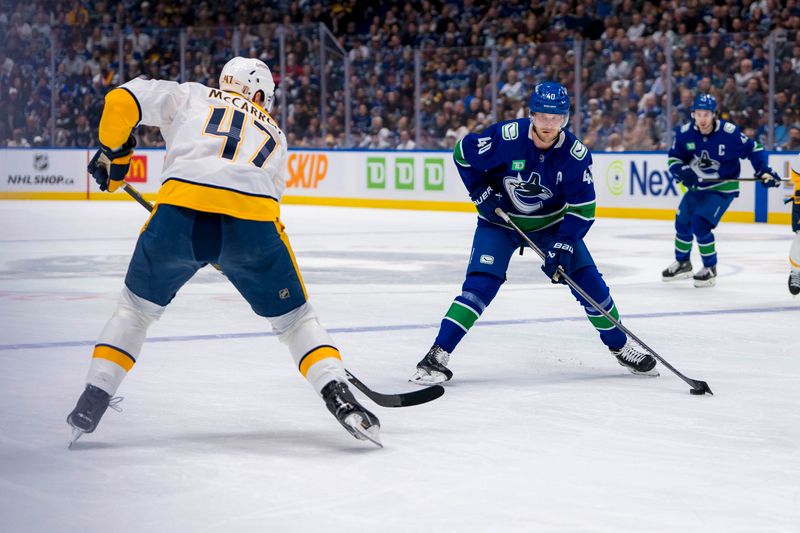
xmin=668 ymin=119 xmax=769 ymax=196
xmin=454 ymin=118 xmax=596 ymax=241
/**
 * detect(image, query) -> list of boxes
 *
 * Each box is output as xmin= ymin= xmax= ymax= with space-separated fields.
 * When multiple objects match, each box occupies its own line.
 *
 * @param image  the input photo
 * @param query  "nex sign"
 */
xmin=366 ymin=157 xmax=445 ymax=191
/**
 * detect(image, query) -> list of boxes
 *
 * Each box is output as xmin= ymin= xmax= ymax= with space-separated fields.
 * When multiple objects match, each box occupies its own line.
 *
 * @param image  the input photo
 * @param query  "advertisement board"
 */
xmin=0 ymin=147 xmax=796 ymax=224
xmin=0 ymin=149 xmax=88 ymax=195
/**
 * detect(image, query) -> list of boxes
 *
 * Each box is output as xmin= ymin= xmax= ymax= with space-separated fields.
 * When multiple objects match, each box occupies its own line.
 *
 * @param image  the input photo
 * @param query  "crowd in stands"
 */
xmin=1 ymin=0 xmax=800 ymax=152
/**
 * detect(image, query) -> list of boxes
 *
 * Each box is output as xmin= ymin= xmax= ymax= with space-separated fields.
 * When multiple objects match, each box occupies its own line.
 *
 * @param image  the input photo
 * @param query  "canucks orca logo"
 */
xmin=689 ymin=150 xmax=721 ymax=181
xmin=503 ymin=171 xmax=553 ymax=213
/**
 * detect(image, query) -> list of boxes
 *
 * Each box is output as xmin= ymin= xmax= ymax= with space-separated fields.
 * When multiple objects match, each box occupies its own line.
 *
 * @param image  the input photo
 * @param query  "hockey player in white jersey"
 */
xmin=67 ymin=57 xmax=381 ymax=447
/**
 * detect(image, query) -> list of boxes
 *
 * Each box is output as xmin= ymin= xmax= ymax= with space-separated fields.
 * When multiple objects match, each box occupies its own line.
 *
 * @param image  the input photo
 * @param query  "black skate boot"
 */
xmin=693 ymin=265 xmax=717 ymax=287
xmin=321 ymin=380 xmax=382 ymax=447
xmin=611 ymin=342 xmax=659 ymax=376
xmin=662 ymin=260 xmax=693 ymax=281
xmin=67 ymin=384 xmax=121 ymax=447
xmin=410 ymin=344 xmax=453 ymax=386
xmin=789 ymin=271 xmax=800 ymax=296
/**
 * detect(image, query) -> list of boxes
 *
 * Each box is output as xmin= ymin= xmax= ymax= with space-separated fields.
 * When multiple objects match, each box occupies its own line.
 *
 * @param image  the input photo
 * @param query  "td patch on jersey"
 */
xmin=502 ymin=171 xmax=554 ymax=214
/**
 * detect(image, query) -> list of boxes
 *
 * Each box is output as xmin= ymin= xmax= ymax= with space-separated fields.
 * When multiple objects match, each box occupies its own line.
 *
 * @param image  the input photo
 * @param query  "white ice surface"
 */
xmin=0 ymin=200 xmax=798 ymax=533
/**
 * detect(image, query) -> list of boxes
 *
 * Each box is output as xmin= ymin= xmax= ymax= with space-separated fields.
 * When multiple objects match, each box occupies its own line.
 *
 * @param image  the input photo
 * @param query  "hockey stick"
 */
xmin=121 ymin=182 xmax=445 ymax=407
xmin=495 ymin=208 xmax=713 ymax=396
xmin=698 ymin=177 xmax=791 ymax=183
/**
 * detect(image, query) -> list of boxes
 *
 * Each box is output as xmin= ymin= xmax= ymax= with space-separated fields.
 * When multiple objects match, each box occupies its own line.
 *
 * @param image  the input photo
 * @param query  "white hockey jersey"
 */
xmin=118 ymin=78 xmax=287 ymax=221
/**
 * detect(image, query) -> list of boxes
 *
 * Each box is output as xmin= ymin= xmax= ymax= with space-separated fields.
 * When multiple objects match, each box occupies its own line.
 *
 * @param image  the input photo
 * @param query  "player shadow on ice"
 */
xmin=66 ymin=428 xmax=381 ymax=455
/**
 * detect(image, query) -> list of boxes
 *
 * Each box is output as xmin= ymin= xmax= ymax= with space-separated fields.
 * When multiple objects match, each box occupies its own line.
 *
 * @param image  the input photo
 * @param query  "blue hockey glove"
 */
xmin=541 ymin=240 xmax=574 ymax=284
xmin=672 ymin=165 xmax=698 ymax=188
xmin=470 ymin=184 xmax=504 ymax=224
xmin=756 ymin=168 xmax=782 ymax=188
xmin=88 ymin=135 xmax=137 ymax=192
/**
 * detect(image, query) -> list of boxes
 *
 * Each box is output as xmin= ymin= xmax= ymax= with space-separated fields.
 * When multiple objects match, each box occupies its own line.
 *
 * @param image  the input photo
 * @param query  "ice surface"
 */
xmin=0 ymin=200 xmax=798 ymax=532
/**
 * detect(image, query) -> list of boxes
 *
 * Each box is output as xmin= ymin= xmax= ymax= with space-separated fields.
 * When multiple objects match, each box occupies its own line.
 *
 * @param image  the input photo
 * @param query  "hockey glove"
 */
xmin=88 ymin=135 xmax=137 ymax=192
xmin=470 ymin=184 xmax=504 ymax=224
xmin=672 ymin=165 xmax=698 ymax=188
xmin=541 ymin=240 xmax=574 ymax=284
xmin=756 ymin=168 xmax=782 ymax=188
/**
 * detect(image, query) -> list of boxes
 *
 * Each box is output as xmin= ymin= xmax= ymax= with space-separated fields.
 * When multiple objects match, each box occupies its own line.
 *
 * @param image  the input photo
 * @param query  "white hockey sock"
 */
xmin=86 ymin=287 xmax=165 ymax=395
xmin=790 ymin=231 xmax=800 ymax=272
xmin=271 ymin=303 xmax=347 ymax=395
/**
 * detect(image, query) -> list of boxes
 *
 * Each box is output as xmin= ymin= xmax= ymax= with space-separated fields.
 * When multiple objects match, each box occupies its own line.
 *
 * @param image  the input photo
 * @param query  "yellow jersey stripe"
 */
xmin=298 ymin=345 xmax=341 ymax=377
xmin=99 ymin=88 xmax=141 ymax=149
xmin=157 ymin=178 xmax=280 ymax=221
xmin=93 ymin=344 xmax=136 ymax=372
xmin=274 ymin=221 xmax=308 ymax=300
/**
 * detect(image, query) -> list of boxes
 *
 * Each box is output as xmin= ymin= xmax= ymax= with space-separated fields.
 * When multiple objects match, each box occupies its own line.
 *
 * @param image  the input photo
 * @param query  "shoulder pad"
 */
xmin=723 ymin=122 xmax=736 ymax=134
xmin=680 ymin=123 xmax=691 ymax=133
xmin=570 ymin=139 xmax=588 ymax=161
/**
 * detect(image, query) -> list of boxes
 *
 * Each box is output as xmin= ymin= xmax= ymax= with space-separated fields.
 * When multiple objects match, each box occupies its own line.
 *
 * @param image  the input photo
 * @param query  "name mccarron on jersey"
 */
xmin=208 ymin=88 xmax=274 ymax=127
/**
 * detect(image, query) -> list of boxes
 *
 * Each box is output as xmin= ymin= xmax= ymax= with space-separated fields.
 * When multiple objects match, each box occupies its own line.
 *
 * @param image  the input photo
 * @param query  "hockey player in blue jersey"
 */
xmin=663 ymin=93 xmax=782 ymax=287
xmin=410 ymin=82 xmax=659 ymax=385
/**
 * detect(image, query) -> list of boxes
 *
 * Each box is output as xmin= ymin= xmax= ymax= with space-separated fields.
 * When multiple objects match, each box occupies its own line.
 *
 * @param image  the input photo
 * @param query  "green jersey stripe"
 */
xmin=454 ymin=139 xmax=470 ymax=167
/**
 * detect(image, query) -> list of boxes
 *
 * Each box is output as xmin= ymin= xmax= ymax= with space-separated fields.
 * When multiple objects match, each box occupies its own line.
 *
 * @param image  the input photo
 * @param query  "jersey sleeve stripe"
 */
xmin=454 ymin=139 xmax=471 ymax=167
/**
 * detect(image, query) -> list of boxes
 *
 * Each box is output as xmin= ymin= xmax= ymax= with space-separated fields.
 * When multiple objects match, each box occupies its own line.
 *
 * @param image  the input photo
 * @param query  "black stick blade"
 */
xmin=346 ymin=370 xmax=445 ymax=407
xmin=689 ymin=380 xmax=713 ymax=396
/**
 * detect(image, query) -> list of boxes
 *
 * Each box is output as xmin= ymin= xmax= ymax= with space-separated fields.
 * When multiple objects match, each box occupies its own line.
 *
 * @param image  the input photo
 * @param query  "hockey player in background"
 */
xmin=410 ymin=82 xmax=659 ymax=385
xmin=789 ymin=156 xmax=800 ymax=296
xmin=663 ymin=93 xmax=782 ymax=287
xmin=67 ymin=57 xmax=381 ymax=447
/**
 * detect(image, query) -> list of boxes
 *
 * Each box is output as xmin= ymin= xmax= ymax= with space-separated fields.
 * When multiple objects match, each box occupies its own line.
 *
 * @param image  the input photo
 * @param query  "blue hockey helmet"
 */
xmin=691 ymin=93 xmax=717 ymax=113
xmin=529 ymin=82 xmax=570 ymax=115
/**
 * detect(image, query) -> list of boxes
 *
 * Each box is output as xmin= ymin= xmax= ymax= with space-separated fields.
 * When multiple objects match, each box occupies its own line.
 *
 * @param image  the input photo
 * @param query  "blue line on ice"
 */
xmin=2 ymin=305 xmax=797 ymax=351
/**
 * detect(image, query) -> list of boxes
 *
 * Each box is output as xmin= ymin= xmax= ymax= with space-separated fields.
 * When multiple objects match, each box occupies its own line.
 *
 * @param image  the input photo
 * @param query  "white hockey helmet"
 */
xmin=219 ymin=57 xmax=275 ymax=112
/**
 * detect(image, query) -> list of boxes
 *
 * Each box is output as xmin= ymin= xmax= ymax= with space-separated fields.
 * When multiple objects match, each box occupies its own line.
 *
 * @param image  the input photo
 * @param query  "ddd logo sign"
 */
xmin=126 ymin=155 xmax=148 ymax=183
xmin=286 ymin=153 xmax=328 ymax=188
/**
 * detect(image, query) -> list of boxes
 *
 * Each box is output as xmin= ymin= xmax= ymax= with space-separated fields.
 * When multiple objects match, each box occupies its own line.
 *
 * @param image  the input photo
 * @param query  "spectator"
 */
xmin=397 ymin=129 xmax=416 ymax=150
xmin=780 ymin=125 xmax=800 ymax=152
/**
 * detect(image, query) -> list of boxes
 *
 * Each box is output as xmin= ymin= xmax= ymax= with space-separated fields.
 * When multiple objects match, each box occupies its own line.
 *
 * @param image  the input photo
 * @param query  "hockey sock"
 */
xmin=674 ymin=235 xmax=692 ymax=262
xmin=87 ymin=287 xmax=165 ymax=396
xmin=434 ymin=272 xmax=501 ymax=353
xmin=273 ymin=303 xmax=346 ymax=395
xmin=692 ymin=216 xmax=717 ymax=267
xmin=569 ymin=267 xmax=627 ymax=350
xmin=435 ymin=295 xmax=483 ymax=352
xmin=790 ymin=231 xmax=800 ymax=272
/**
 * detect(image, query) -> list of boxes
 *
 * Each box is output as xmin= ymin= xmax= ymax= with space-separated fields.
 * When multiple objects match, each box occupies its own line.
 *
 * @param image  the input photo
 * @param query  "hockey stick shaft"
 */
xmin=495 ymin=208 xmax=712 ymax=394
xmin=698 ymin=177 xmax=791 ymax=182
xmin=121 ymin=182 xmax=445 ymax=407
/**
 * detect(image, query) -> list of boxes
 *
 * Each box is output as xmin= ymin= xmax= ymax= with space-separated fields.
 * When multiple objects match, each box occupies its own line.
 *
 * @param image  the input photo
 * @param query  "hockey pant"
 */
xmin=84 ymin=205 xmax=346 ymax=396
xmin=674 ymin=190 xmax=734 ymax=267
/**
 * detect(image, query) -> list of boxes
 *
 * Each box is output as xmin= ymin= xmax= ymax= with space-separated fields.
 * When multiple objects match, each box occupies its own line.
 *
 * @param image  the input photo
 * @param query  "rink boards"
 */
xmin=0 ymin=148 xmax=795 ymax=224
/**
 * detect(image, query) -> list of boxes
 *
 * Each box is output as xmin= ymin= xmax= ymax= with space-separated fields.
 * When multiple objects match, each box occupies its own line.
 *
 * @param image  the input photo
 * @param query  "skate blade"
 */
xmin=693 ymin=278 xmax=716 ymax=288
xmin=344 ymin=414 xmax=383 ymax=448
xmin=409 ymin=369 xmax=448 ymax=387
xmin=624 ymin=366 xmax=660 ymax=377
xmin=68 ymin=428 xmax=85 ymax=449
xmin=662 ymin=272 xmax=693 ymax=282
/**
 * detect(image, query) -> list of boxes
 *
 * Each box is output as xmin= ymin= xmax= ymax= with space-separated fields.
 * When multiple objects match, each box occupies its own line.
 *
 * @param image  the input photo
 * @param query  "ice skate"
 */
xmin=321 ymin=380 xmax=382 ymax=448
xmin=611 ymin=342 xmax=659 ymax=376
xmin=692 ymin=266 xmax=717 ymax=287
xmin=789 ymin=271 xmax=800 ymax=296
xmin=67 ymin=385 xmax=122 ymax=448
xmin=661 ymin=260 xmax=693 ymax=281
xmin=67 ymin=384 xmax=122 ymax=448
xmin=410 ymin=345 xmax=453 ymax=386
